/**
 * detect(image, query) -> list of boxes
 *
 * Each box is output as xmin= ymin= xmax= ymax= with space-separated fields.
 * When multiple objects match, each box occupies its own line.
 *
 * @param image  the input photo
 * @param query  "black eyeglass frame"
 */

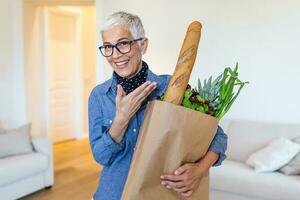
xmin=99 ymin=38 xmax=144 ymax=57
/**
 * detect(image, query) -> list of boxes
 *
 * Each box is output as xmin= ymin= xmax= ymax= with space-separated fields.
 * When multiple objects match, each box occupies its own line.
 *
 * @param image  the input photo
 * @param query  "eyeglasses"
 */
xmin=99 ymin=38 xmax=144 ymax=57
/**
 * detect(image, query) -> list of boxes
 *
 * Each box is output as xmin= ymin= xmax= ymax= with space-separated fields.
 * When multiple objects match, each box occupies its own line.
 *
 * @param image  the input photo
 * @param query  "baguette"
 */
xmin=164 ymin=21 xmax=202 ymax=105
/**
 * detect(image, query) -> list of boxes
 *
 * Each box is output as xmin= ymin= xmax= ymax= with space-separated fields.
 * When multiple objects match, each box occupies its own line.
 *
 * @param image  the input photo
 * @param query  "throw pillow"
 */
xmin=279 ymin=136 xmax=300 ymax=175
xmin=294 ymin=136 xmax=300 ymax=143
xmin=0 ymin=124 xmax=34 ymax=158
xmin=246 ymin=137 xmax=300 ymax=172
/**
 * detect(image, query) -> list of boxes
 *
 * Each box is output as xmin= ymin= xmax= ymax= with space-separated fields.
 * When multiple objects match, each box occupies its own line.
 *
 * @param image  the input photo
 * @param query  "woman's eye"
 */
xmin=104 ymin=45 xmax=113 ymax=49
xmin=118 ymin=41 xmax=130 ymax=46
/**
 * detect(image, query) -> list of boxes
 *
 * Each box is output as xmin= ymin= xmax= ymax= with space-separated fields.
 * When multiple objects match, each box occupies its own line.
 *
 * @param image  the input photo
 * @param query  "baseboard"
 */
xmin=76 ymin=132 xmax=89 ymax=140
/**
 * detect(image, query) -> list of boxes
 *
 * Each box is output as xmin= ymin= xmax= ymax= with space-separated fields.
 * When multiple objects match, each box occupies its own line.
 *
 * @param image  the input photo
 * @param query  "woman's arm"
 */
xmin=88 ymin=81 xmax=157 ymax=166
xmin=88 ymin=92 xmax=125 ymax=166
xmin=207 ymin=126 xmax=228 ymax=166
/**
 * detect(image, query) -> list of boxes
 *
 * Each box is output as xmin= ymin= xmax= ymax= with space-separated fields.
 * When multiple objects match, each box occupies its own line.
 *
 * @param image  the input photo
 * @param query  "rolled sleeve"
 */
xmin=208 ymin=126 xmax=228 ymax=166
xmin=102 ymin=128 xmax=125 ymax=152
xmin=91 ymin=128 xmax=125 ymax=166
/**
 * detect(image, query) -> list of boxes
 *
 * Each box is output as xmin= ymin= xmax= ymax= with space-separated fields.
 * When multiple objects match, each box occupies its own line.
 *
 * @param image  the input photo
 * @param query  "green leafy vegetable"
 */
xmin=159 ymin=63 xmax=249 ymax=119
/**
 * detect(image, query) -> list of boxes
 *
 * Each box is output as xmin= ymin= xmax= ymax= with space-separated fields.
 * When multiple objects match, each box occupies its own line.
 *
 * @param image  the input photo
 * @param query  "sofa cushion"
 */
xmin=246 ymin=137 xmax=300 ymax=172
xmin=280 ymin=153 xmax=300 ymax=175
xmin=0 ymin=124 xmax=34 ymax=158
xmin=226 ymin=120 xmax=300 ymax=162
xmin=0 ymin=152 xmax=48 ymax=186
xmin=211 ymin=160 xmax=300 ymax=200
xmin=279 ymin=137 xmax=300 ymax=175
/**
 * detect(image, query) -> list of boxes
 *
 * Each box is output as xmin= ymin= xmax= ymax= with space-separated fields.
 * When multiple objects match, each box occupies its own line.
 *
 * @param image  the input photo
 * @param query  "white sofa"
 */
xmin=210 ymin=119 xmax=300 ymax=200
xmin=0 ymin=137 xmax=54 ymax=200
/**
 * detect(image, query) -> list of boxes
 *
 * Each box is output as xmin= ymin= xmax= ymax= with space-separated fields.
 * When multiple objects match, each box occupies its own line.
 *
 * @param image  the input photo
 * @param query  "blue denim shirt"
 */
xmin=88 ymin=67 xmax=228 ymax=200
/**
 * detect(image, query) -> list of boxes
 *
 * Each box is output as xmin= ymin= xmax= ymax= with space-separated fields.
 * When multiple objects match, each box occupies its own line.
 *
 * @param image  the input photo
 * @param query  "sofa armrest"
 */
xmin=32 ymin=137 xmax=52 ymax=155
xmin=31 ymin=137 xmax=54 ymax=186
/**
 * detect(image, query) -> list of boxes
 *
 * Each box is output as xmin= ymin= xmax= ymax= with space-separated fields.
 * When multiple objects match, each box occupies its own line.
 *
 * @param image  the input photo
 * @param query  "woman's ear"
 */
xmin=140 ymin=38 xmax=149 ymax=55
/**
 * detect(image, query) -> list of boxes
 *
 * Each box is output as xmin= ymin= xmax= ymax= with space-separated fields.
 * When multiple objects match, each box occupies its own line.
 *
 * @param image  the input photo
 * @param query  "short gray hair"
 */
xmin=101 ymin=11 xmax=145 ymax=39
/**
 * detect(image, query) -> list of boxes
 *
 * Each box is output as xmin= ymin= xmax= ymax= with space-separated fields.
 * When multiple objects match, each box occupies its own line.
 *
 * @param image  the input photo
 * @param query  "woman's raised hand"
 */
xmin=109 ymin=81 xmax=157 ymax=143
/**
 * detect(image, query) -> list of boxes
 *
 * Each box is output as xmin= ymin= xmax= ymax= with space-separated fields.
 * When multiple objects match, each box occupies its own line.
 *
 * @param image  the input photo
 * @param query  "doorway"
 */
xmin=44 ymin=8 xmax=81 ymax=142
xmin=23 ymin=1 xmax=96 ymax=142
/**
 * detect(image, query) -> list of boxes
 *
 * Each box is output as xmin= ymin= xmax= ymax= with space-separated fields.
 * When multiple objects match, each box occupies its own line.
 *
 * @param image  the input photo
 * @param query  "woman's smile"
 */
xmin=114 ymin=60 xmax=130 ymax=68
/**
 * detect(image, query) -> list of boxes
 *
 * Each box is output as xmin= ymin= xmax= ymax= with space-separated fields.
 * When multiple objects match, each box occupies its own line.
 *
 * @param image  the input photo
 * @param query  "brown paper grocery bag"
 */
xmin=121 ymin=100 xmax=218 ymax=200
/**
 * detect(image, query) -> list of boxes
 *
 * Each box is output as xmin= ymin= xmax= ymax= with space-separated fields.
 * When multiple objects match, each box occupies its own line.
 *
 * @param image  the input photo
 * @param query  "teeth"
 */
xmin=116 ymin=61 xmax=128 ymax=66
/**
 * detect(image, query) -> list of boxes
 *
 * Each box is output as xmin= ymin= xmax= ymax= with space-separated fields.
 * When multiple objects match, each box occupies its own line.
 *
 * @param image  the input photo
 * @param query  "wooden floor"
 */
xmin=21 ymin=139 xmax=102 ymax=200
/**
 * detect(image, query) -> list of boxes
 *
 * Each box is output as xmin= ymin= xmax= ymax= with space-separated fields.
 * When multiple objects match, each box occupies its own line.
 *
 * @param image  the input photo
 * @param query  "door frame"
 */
xmin=40 ymin=7 xmax=84 ymax=141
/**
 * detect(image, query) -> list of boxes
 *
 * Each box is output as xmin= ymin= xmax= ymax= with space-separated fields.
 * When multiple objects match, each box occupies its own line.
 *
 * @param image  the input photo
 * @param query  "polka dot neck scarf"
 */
xmin=114 ymin=61 xmax=149 ymax=94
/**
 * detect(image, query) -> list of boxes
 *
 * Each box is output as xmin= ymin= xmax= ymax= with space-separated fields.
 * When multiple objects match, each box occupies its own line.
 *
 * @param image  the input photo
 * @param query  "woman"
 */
xmin=88 ymin=11 xmax=227 ymax=200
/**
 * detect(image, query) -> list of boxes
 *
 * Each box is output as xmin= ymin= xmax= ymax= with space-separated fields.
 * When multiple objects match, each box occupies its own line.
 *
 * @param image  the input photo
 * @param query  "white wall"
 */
xmin=1 ymin=0 xmax=299 ymax=130
xmin=24 ymin=2 xmax=44 ymax=136
xmin=96 ymin=0 xmax=300 ymax=124
xmin=81 ymin=6 xmax=96 ymax=136
xmin=0 ymin=0 xmax=27 ymax=128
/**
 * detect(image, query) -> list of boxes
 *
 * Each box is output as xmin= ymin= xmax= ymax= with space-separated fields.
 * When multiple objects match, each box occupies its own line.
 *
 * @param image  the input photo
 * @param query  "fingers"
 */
xmin=161 ymin=179 xmax=194 ymax=197
xmin=161 ymin=180 xmax=185 ymax=189
xmin=115 ymin=81 xmax=156 ymax=122
xmin=161 ymin=164 xmax=200 ymax=198
xmin=131 ymin=81 xmax=157 ymax=99
xmin=181 ymin=190 xmax=193 ymax=197
xmin=161 ymin=174 xmax=189 ymax=193
xmin=116 ymin=84 xmax=124 ymax=105
xmin=131 ymin=81 xmax=152 ymax=95
xmin=174 ymin=164 xmax=190 ymax=175
xmin=160 ymin=174 xmax=183 ymax=182
xmin=127 ymin=81 xmax=156 ymax=110
xmin=136 ymin=82 xmax=157 ymax=102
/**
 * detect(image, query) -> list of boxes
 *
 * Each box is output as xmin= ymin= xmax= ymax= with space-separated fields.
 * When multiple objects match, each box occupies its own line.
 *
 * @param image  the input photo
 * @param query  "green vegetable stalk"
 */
xmin=159 ymin=63 xmax=249 ymax=120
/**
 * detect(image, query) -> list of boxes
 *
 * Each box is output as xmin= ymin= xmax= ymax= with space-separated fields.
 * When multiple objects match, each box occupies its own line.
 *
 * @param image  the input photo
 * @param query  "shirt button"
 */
xmin=133 ymin=128 xmax=136 ymax=132
xmin=109 ymin=120 xmax=112 ymax=124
